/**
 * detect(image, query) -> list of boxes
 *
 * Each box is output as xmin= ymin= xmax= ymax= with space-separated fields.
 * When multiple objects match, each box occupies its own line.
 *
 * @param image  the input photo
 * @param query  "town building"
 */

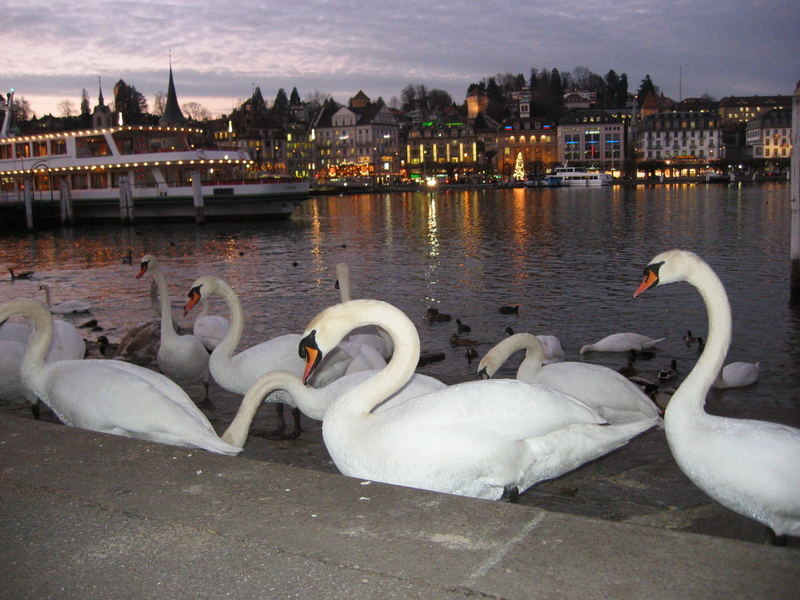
xmin=746 ymin=108 xmax=792 ymax=163
xmin=311 ymin=91 xmax=400 ymax=183
xmin=557 ymin=111 xmax=626 ymax=173
xmin=718 ymin=95 xmax=792 ymax=127
xmin=496 ymin=117 xmax=557 ymax=179
xmin=636 ymin=111 xmax=724 ymax=176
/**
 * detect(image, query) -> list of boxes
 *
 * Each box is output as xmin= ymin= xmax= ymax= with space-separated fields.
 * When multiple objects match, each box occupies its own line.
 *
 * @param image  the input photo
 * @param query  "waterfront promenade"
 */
xmin=1 ymin=415 xmax=797 ymax=600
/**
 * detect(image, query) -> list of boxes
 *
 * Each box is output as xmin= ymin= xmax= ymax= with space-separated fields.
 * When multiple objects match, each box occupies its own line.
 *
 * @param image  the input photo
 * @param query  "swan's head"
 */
xmin=184 ymin=275 xmax=216 ymax=314
xmin=299 ymin=299 xmax=409 ymax=384
xmin=634 ymin=249 xmax=703 ymax=297
xmin=477 ymin=355 xmax=498 ymax=379
xmin=136 ymin=254 xmax=159 ymax=279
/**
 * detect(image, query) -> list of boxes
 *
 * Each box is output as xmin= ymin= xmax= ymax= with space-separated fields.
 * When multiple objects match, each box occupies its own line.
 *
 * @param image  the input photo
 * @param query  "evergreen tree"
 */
xmin=113 ymin=80 xmax=147 ymax=124
xmin=272 ymin=88 xmax=289 ymax=121
xmin=513 ymin=152 xmax=525 ymax=181
xmin=637 ymin=74 xmax=658 ymax=105
xmin=80 ymin=89 xmax=91 ymax=117
xmin=289 ymin=87 xmax=301 ymax=106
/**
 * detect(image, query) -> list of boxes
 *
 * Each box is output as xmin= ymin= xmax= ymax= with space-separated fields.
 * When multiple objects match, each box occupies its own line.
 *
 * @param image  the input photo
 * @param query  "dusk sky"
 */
xmin=5 ymin=0 xmax=799 ymax=118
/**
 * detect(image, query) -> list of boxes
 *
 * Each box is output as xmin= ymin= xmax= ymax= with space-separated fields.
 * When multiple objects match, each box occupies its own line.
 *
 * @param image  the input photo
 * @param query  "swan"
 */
xmin=222 ymin=368 xmax=446 ymax=447
xmin=634 ymin=249 xmax=800 ymax=538
xmin=137 ymin=255 xmax=211 ymax=403
xmin=39 ymin=284 xmax=92 ymax=314
xmin=537 ymin=335 xmax=564 ymax=364
xmin=183 ymin=274 xmax=378 ymax=438
xmin=193 ymin=298 xmax=230 ymax=351
xmin=579 ymin=332 xmax=665 ymax=354
xmin=712 ymin=361 xmax=759 ymax=389
xmin=0 ymin=297 xmax=241 ymax=455
xmin=297 ymin=299 xmax=657 ymax=500
xmin=0 ymin=318 xmax=86 ymax=361
xmin=8 ymin=267 xmax=33 ymax=281
xmin=114 ymin=280 xmax=163 ymax=367
xmin=477 ymin=332 xmax=661 ymax=424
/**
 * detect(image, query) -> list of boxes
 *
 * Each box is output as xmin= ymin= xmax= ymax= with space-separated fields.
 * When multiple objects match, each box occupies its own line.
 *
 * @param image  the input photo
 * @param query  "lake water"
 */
xmin=3 ymin=182 xmax=799 ymax=542
xmin=3 ymin=182 xmax=797 ymax=425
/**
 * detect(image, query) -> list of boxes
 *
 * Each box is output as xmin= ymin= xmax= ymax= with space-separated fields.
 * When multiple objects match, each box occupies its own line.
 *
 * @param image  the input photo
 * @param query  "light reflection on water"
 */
xmin=1 ymin=182 xmax=797 ymax=425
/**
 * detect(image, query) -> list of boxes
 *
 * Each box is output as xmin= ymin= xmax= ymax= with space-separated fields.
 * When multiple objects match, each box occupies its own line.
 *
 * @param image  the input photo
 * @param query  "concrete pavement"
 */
xmin=1 ymin=415 xmax=798 ymax=599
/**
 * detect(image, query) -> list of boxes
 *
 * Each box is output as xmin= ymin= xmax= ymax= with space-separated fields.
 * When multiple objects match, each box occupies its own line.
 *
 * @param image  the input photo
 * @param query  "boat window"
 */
xmin=90 ymin=172 xmax=107 ymax=188
xmin=75 ymin=136 xmax=110 ymax=158
xmin=0 ymin=144 xmax=11 ymax=159
xmin=15 ymin=142 xmax=30 ymax=158
xmin=33 ymin=141 xmax=48 ymax=157
xmin=51 ymin=139 xmax=67 ymax=155
xmin=70 ymin=173 xmax=88 ymax=189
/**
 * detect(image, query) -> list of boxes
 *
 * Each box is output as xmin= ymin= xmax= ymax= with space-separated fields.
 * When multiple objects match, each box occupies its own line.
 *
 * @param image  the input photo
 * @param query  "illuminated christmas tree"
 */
xmin=513 ymin=152 xmax=525 ymax=181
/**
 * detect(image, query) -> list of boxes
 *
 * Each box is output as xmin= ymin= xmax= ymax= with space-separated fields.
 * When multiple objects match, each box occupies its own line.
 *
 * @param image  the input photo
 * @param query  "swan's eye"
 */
xmin=298 ymin=330 xmax=317 ymax=359
xmin=187 ymin=285 xmax=202 ymax=299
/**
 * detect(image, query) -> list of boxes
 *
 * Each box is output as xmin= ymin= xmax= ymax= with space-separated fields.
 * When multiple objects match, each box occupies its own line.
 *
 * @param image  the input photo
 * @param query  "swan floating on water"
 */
xmin=634 ymin=249 xmax=800 ymax=538
xmin=579 ymin=332 xmax=665 ymax=354
xmin=712 ymin=361 xmax=759 ymax=389
xmin=39 ymin=284 xmax=92 ymax=314
xmin=0 ymin=297 xmax=240 ymax=455
xmin=478 ymin=332 xmax=661 ymax=425
xmin=298 ymin=299 xmax=657 ymax=500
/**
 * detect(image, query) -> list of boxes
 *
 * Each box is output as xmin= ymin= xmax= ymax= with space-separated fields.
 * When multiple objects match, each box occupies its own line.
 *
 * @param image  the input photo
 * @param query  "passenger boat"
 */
xmin=0 ymin=94 xmax=309 ymax=225
xmin=549 ymin=165 xmax=612 ymax=187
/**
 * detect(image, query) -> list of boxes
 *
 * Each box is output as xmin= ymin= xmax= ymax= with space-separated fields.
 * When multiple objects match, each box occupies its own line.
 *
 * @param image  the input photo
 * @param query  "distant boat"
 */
xmin=549 ymin=166 xmax=612 ymax=187
xmin=524 ymin=176 xmax=563 ymax=188
xmin=705 ymin=172 xmax=731 ymax=184
xmin=0 ymin=98 xmax=308 ymax=223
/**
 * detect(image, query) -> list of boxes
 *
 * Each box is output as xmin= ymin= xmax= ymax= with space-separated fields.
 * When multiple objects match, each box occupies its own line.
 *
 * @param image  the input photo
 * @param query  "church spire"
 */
xmin=98 ymin=76 xmax=105 ymax=107
xmin=160 ymin=61 xmax=186 ymax=125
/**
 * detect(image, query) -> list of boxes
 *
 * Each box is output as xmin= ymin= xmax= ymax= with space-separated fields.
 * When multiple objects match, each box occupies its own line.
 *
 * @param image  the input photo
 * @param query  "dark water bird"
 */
xmin=633 ymin=347 xmax=656 ymax=361
xmin=658 ymin=359 xmax=678 ymax=383
xmin=417 ymin=350 xmax=446 ymax=368
xmin=505 ymin=326 xmax=514 ymax=336
xmin=499 ymin=304 xmax=519 ymax=315
xmin=456 ymin=318 xmax=471 ymax=334
xmin=466 ymin=347 xmax=478 ymax=362
xmin=426 ymin=307 xmax=452 ymax=323
xmin=292 ymin=261 xmax=298 ymax=267
xmin=122 ymin=250 xmax=133 ymax=264
xmin=8 ymin=268 xmax=33 ymax=281
xmin=78 ymin=318 xmax=98 ymax=329
xmin=696 ymin=337 xmax=705 ymax=353
xmin=617 ymin=349 xmax=637 ymax=378
xmin=450 ymin=333 xmax=477 ymax=347
xmin=683 ymin=330 xmax=697 ymax=345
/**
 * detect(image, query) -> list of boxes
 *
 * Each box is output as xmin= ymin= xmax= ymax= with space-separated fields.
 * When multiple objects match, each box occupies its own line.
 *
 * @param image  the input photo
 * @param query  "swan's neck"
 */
xmin=668 ymin=262 xmax=731 ymax=421
xmin=336 ymin=263 xmax=352 ymax=302
xmin=2 ymin=299 xmax=52 ymax=376
xmin=42 ymin=286 xmax=52 ymax=307
xmin=152 ymin=269 xmax=178 ymax=343
xmin=211 ymin=279 xmax=244 ymax=360
xmin=222 ymin=371 xmax=317 ymax=446
xmin=327 ymin=304 xmax=420 ymax=419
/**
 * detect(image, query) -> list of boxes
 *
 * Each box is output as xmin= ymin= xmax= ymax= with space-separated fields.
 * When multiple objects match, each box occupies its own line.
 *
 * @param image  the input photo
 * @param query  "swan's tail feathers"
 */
xmin=641 ymin=337 xmax=666 ymax=349
xmin=520 ymin=418 xmax=659 ymax=490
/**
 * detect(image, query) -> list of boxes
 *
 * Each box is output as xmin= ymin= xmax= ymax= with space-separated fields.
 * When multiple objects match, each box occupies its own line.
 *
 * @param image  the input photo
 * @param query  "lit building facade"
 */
xmin=557 ymin=112 xmax=626 ymax=171
xmin=311 ymin=91 xmax=400 ymax=182
xmin=496 ymin=118 xmax=557 ymax=178
xmin=718 ymin=95 xmax=791 ymax=127
xmin=746 ymin=108 xmax=792 ymax=161
xmin=637 ymin=111 xmax=724 ymax=175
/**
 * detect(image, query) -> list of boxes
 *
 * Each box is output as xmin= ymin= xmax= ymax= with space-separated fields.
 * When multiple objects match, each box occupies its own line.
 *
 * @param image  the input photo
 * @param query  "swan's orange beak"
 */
xmin=634 ymin=267 xmax=659 ymax=298
xmin=184 ymin=287 xmax=201 ymax=316
xmin=299 ymin=330 xmax=321 ymax=385
xmin=135 ymin=262 xmax=149 ymax=279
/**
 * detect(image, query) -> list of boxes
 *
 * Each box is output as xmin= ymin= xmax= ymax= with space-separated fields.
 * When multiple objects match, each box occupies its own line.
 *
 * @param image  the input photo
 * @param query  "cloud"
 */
xmin=4 ymin=0 xmax=798 ymax=117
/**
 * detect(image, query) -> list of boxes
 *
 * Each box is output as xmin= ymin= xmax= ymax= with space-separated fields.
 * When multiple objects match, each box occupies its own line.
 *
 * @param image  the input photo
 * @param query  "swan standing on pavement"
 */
xmin=0 ymin=298 xmax=241 ymax=455
xmin=39 ymin=284 xmax=92 ymax=314
xmin=298 ymin=299 xmax=657 ymax=500
xmin=477 ymin=332 xmax=661 ymax=424
xmin=712 ymin=361 xmax=759 ymax=389
xmin=579 ymin=332 xmax=664 ymax=354
xmin=634 ymin=249 xmax=800 ymax=539
xmin=137 ymin=255 xmax=211 ymax=404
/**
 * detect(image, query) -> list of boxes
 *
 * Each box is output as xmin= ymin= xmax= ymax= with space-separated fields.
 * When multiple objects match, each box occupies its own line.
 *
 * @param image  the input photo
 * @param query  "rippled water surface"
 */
xmin=2 ymin=182 xmax=798 ymax=426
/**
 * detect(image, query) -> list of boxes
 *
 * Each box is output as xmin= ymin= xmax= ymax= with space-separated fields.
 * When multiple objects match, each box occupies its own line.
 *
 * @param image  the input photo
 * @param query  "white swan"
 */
xmin=183 ymin=274 xmax=378 ymax=437
xmin=137 ymin=255 xmax=211 ymax=402
xmin=222 ymin=368 xmax=446 ymax=446
xmin=634 ymin=249 xmax=800 ymax=537
xmin=579 ymin=332 xmax=664 ymax=354
xmin=0 ymin=316 xmax=87 ymax=405
xmin=477 ymin=332 xmax=661 ymax=424
xmin=297 ymin=299 xmax=658 ymax=500
xmin=712 ymin=361 xmax=759 ymax=389
xmin=536 ymin=334 xmax=565 ymax=364
xmin=193 ymin=298 xmax=230 ymax=351
xmin=39 ymin=284 xmax=92 ymax=314
xmin=335 ymin=262 xmax=392 ymax=358
xmin=0 ymin=297 xmax=241 ymax=455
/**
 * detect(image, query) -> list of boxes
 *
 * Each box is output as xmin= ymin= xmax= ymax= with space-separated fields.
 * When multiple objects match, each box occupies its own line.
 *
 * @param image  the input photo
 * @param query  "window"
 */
xmin=15 ymin=142 xmax=30 ymax=158
xmin=34 ymin=141 xmax=48 ymax=157
xmin=51 ymin=139 xmax=67 ymax=155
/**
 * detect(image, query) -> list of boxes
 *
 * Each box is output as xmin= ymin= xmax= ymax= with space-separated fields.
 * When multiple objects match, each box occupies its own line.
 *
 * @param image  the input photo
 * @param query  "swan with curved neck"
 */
xmin=137 ymin=255 xmax=211 ymax=401
xmin=478 ymin=332 xmax=661 ymax=424
xmin=183 ymin=274 xmax=383 ymax=437
xmin=298 ymin=299 xmax=657 ymax=500
xmin=39 ymin=284 xmax=92 ymax=314
xmin=579 ymin=332 xmax=664 ymax=354
xmin=634 ymin=249 xmax=800 ymax=537
xmin=0 ymin=297 xmax=240 ymax=455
